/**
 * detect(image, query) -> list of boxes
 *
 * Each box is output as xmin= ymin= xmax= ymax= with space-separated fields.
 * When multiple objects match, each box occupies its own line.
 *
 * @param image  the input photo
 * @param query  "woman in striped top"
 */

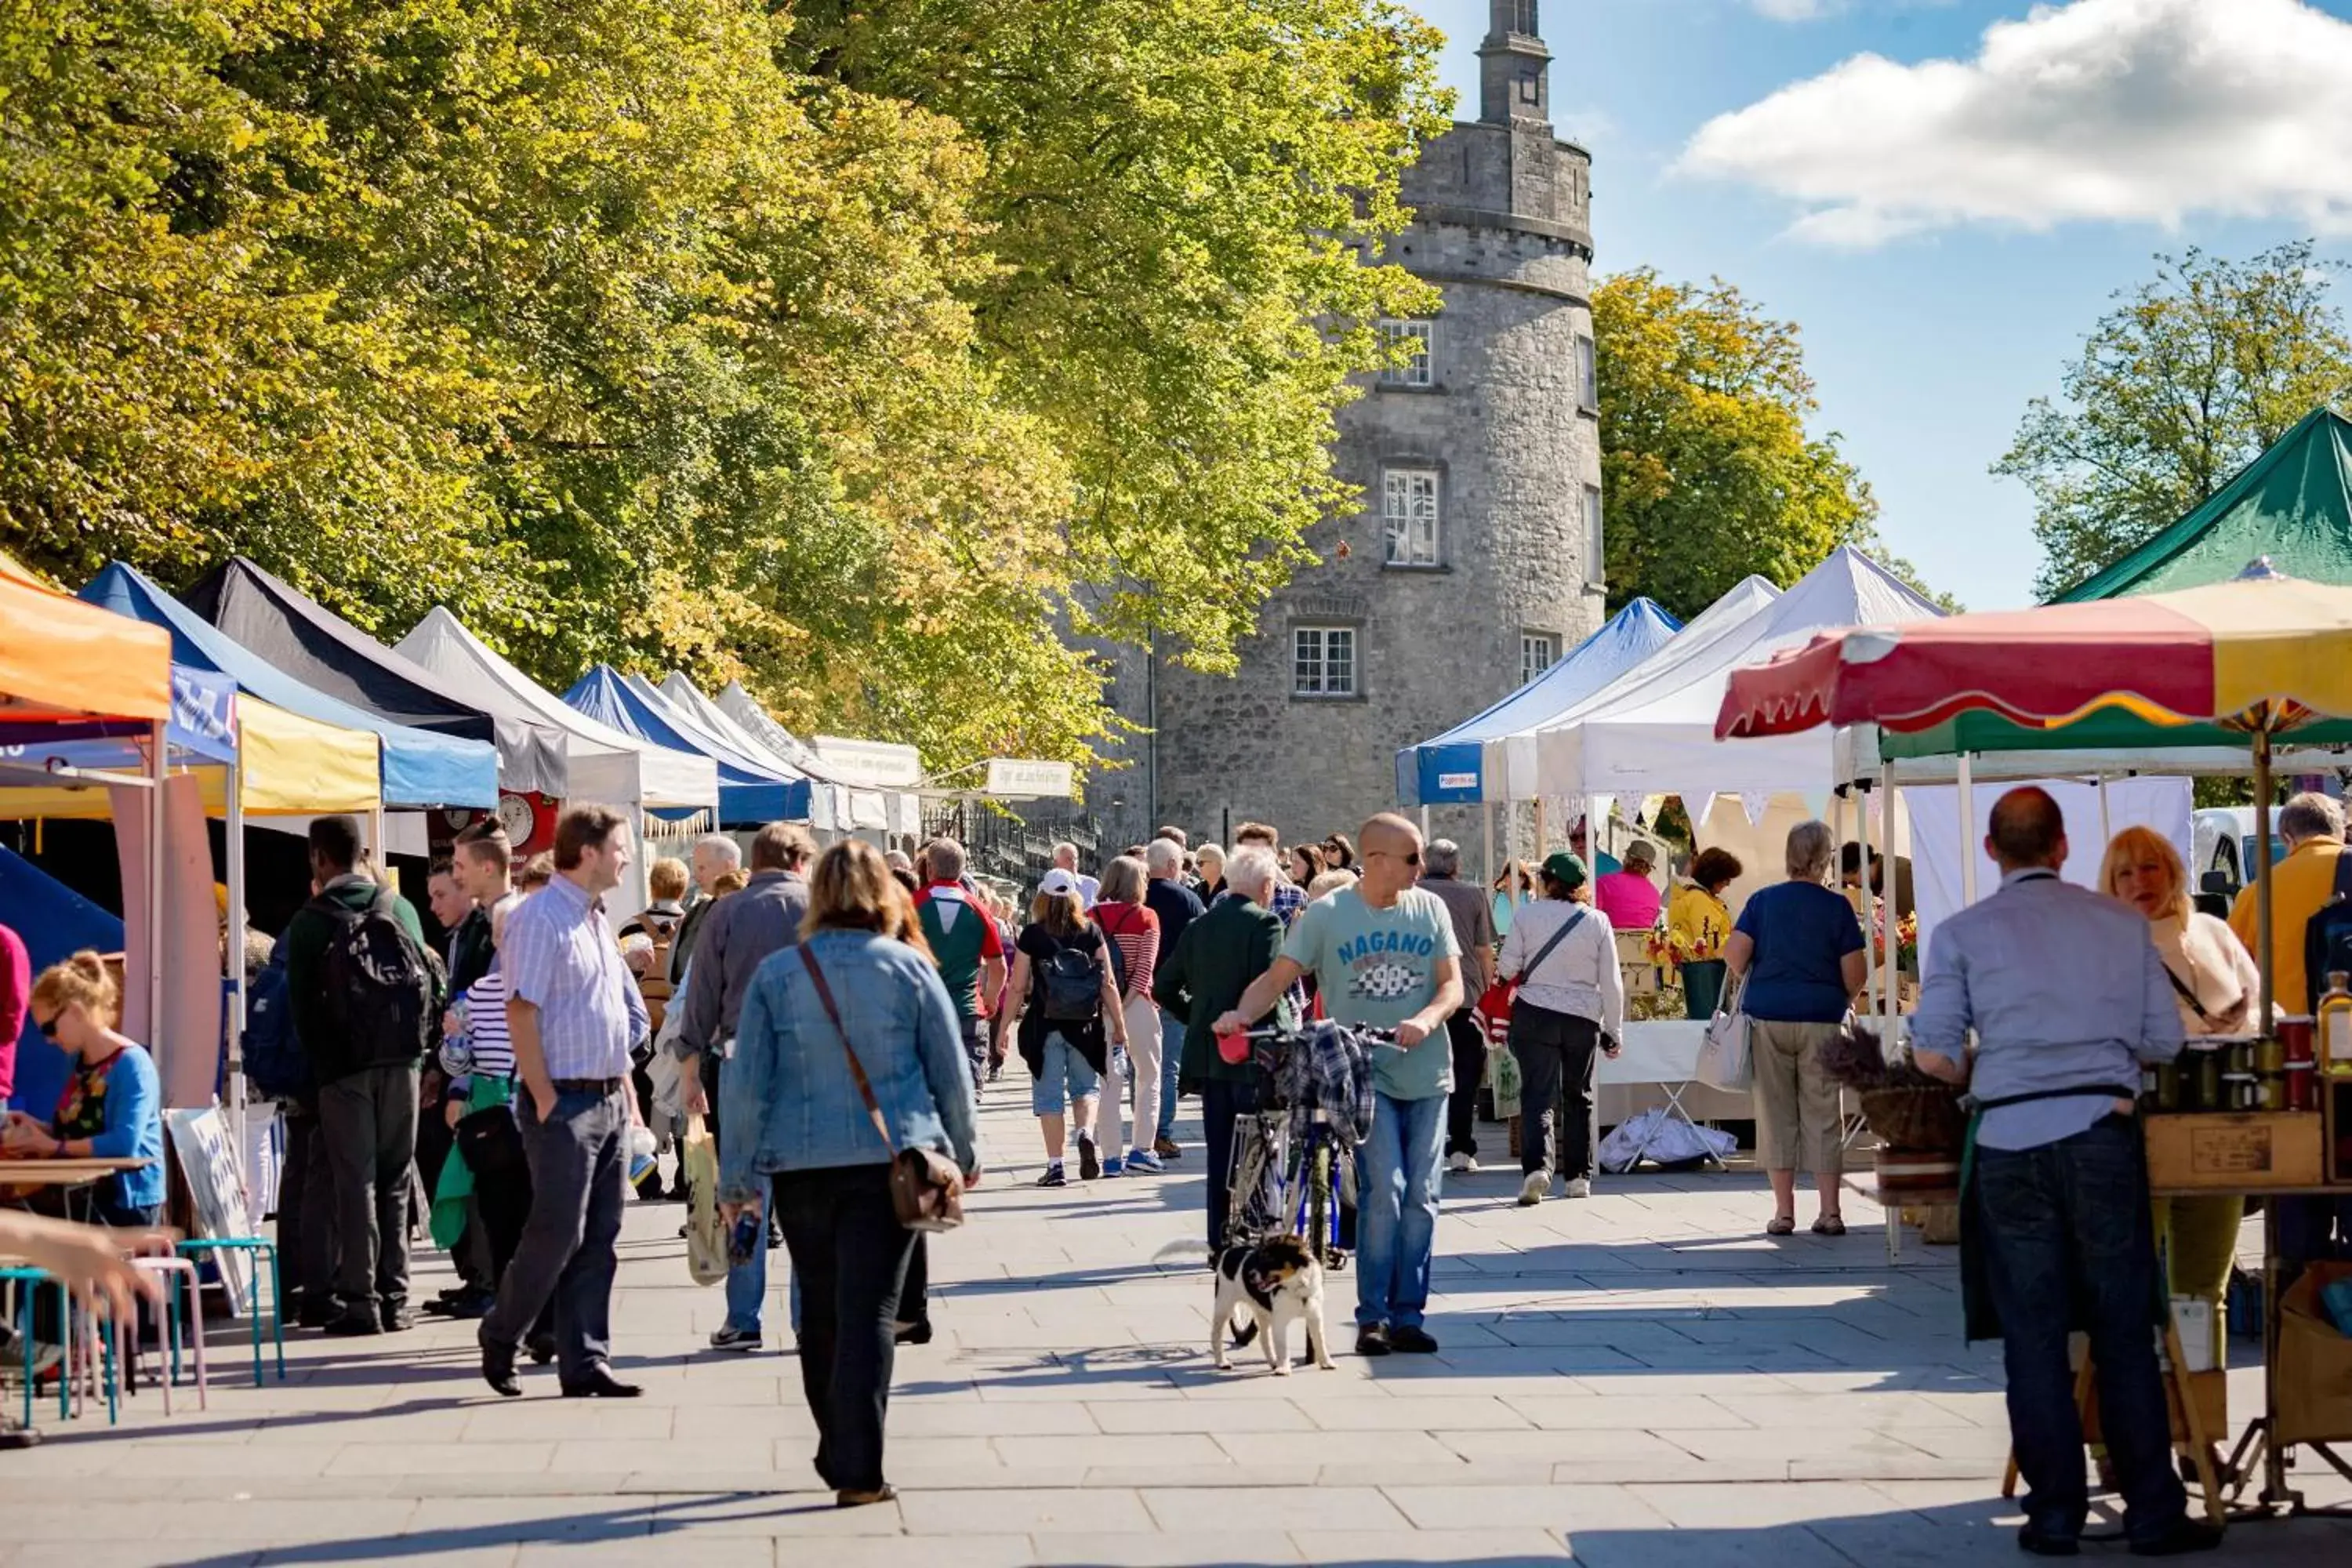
xmin=1093 ymin=856 xmax=1165 ymax=1174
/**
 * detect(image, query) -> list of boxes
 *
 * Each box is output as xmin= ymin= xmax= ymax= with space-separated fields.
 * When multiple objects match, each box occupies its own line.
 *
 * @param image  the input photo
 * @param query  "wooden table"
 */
xmin=0 ymin=1159 xmax=152 ymax=1223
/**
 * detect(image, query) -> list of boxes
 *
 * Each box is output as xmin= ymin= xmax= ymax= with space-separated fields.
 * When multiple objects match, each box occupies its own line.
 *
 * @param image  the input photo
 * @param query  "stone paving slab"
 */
xmin=13 ymin=1080 xmax=2350 ymax=1566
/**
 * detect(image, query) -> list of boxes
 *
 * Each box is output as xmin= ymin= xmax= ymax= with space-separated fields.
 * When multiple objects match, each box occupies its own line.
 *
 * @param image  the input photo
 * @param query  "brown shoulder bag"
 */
xmin=798 ymin=945 xmax=966 ymax=1232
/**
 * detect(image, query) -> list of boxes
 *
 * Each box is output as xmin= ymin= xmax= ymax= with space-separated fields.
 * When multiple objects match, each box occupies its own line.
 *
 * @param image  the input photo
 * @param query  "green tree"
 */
xmin=779 ymin=0 xmax=1453 ymax=672
xmin=1593 ymin=268 xmax=1886 ymax=619
xmin=1998 ymin=241 xmax=2352 ymax=601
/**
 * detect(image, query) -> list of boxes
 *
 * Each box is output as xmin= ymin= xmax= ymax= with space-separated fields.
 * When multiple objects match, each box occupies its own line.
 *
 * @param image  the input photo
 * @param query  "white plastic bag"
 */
xmin=1696 ymin=975 xmax=1753 ymax=1093
xmin=681 ymin=1115 xmax=728 ymax=1287
xmin=1598 ymin=1107 xmax=1737 ymax=1174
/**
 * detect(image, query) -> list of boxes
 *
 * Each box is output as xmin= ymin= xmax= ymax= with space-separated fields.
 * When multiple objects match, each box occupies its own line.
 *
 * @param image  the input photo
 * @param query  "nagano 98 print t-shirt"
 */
xmin=1283 ymin=886 xmax=1461 ymax=1101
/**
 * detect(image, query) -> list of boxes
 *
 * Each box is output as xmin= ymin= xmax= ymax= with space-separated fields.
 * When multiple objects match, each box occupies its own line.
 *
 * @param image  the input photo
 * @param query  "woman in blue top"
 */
xmin=4 ymin=953 xmax=166 ymax=1225
xmin=720 ymin=840 xmax=981 ymax=1508
xmin=1723 ymin=821 xmax=1865 ymax=1239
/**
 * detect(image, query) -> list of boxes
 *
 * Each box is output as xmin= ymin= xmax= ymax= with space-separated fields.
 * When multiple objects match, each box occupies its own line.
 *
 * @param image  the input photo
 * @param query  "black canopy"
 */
xmin=185 ymin=557 xmax=568 ymax=797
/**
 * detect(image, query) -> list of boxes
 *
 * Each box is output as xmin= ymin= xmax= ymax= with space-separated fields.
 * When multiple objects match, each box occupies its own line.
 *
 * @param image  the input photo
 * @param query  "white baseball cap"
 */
xmin=1038 ymin=868 xmax=1082 ymax=897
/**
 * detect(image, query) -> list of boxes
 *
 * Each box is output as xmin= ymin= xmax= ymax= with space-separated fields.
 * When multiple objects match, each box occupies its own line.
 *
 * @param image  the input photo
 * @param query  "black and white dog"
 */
xmin=1210 ymin=1233 xmax=1334 ymax=1375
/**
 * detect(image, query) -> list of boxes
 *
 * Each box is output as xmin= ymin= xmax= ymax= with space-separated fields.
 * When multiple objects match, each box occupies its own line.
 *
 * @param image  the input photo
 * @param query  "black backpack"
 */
xmin=241 ymin=946 xmax=309 ymax=1102
xmin=2303 ymin=851 xmax=2352 ymax=1011
xmin=1039 ymin=935 xmax=1106 ymax=1022
xmin=314 ymin=888 xmax=442 ymax=1073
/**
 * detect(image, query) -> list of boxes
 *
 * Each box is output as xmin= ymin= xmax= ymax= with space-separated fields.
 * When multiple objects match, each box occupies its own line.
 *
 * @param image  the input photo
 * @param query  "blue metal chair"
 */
xmin=174 ymin=1237 xmax=284 ymax=1383
xmin=0 ymin=1267 xmax=72 ymax=1428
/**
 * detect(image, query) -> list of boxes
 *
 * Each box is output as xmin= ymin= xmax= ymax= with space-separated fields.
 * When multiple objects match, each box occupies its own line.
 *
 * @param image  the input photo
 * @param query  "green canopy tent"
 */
xmin=2059 ymin=405 xmax=2352 ymax=602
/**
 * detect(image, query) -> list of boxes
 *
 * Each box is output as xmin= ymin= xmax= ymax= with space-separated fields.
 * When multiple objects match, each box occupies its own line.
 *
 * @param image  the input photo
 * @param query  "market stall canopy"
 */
xmin=82 ymin=562 xmax=497 ymax=808
xmin=0 ymin=675 xmax=379 ymax=819
xmin=659 ymin=673 xmax=894 ymax=833
xmin=2059 ymin=407 xmax=2352 ymax=602
xmin=1719 ymin=561 xmax=2352 ymax=750
xmin=713 ymin=682 xmax=822 ymax=772
xmin=1530 ymin=548 xmax=1935 ymax=802
xmin=187 ymin=558 xmax=567 ymax=797
xmin=1396 ymin=597 xmax=1683 ymax=808
xmin=396 ymin=610 xmax=718 ymax=817
xmin=563 ymin=666 xmax=811 ymax=826
xmin=1 ymin=551 xmax=171 ymax=725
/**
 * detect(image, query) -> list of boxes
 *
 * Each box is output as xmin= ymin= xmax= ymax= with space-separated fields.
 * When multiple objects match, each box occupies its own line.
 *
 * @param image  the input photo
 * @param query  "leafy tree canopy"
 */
xmin=1998 ymin=241 xmax=2352 ymax=602
xmin=1592 ymin=268 xmax=1933 ymax=619
xmin=0 ymin=0 xmax=1448 ymax=769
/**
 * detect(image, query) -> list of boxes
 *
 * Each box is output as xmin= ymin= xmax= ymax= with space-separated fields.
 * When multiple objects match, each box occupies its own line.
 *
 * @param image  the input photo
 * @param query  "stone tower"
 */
xmin=1103 ymin=0 xmax=1603 ymax=851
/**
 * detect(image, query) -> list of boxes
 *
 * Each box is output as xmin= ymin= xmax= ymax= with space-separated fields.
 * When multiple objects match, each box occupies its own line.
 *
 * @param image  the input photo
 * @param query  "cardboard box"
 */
xmin=2276 ymin=1261 xmax=2352 ymax=1446
xmin=2083 ymin=1365 xmax=2227 ymax=1448
xmin=2143 ymin=1112 xmax=2325 ymax=1191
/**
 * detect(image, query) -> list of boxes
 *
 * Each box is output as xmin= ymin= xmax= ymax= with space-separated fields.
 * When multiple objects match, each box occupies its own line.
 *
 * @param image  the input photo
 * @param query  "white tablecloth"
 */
xmin=1599 ymin=1019 xmax=1754 ymax=1123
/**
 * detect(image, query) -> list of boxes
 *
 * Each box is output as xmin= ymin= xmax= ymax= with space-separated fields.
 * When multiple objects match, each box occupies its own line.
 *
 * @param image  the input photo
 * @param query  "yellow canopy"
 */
xmin=0 ymin=696 xmax=379 ymax=819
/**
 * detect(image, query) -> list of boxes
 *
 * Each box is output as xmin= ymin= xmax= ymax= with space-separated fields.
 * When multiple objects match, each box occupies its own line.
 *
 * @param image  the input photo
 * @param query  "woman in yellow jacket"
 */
xmin=1667 ymin=848 xmax=1742 ymax=1020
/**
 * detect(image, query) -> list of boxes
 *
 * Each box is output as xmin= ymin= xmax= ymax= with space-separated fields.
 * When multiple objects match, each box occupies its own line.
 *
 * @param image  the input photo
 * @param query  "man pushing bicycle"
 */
xmin=1215 ymin=813 xmax=1464 ymax=1357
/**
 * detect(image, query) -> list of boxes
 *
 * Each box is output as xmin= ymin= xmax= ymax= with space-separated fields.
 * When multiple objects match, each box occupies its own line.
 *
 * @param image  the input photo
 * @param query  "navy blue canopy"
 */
xmin=2 ymin=845 xmax=125 ymax=1114
xmin=564 ymin=666 xmax=811 ymax=826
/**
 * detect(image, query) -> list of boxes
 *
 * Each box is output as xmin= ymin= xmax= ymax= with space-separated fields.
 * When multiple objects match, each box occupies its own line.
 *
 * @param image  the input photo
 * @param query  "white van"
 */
xmin=2191 ymin=807 xmax=2278 ymax=898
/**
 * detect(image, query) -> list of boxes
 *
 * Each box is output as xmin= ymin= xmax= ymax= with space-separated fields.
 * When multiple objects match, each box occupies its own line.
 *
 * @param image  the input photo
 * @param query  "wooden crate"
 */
xmin=2084 ymin=1367 xmax=2227 ymax=1447
xmin=2143 ymin=1112 xmax=2325 ymax=1191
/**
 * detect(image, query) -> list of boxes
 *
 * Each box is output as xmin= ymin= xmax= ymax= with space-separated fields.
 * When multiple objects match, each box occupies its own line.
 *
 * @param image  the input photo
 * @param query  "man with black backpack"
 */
xmin=281 ymin=816 xmax=446 ymax=1338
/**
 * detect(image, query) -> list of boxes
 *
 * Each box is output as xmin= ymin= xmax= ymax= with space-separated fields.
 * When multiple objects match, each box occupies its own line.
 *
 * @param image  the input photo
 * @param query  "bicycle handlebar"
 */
xmin=1236 ymin=1022 xmax=1403 ymax=1048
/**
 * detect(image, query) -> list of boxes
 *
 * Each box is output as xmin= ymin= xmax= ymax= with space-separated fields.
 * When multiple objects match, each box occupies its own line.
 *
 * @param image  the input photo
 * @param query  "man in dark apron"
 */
xmin=1911 ymin=788 xmax=2221 ymax=1559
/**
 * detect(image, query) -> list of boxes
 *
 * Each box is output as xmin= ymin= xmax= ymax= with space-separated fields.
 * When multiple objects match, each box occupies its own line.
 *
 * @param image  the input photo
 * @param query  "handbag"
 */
xmin=1475 ymin=907 xmax=1587 ymax=1022
xmin=453 ymin=1098 xmax=528 ymax=1179
xmin=798 ymin=946 xmax=967 ymax=1233
xmin=1696 ymin=971 xmax=1755 ymax=1092
xmin=681 ymin=1113 xmax=728 ymax=1287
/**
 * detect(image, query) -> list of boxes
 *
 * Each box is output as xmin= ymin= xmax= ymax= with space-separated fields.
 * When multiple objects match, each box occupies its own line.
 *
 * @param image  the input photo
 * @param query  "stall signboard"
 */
xmin=813 ymin=735 xmax=924 ymax=789
xmin=166 ymin=1104 xmax=258 ymax=1316
xmin=983 ymin=759 xmax=1076 ymax=800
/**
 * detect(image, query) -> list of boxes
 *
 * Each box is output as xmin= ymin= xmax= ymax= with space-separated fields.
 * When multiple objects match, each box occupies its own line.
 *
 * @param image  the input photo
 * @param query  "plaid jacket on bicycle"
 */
xmin=1272 ymin=1021 xmax=1377 ymax=1147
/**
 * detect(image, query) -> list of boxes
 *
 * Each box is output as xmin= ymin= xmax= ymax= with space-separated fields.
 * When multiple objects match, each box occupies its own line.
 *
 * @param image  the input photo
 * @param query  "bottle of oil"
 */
xmin=2317 ymin=971 xmax=2352 ymax=1085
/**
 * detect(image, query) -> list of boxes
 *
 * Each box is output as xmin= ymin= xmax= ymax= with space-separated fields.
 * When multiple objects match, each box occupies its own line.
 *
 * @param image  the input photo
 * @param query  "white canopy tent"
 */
xmin=664 ymin=675 xmax=922 ymax=838
xmin=395 ymin=608 xmax=720 ymax=822
xmin=1530 ymin=547 xmax=1944 ymax=806
xmin=1488 ymin=575 xmax=1783 ymax=804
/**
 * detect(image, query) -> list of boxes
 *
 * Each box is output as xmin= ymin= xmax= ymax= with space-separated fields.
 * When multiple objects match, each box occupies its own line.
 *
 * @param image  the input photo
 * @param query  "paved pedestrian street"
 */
xmin=13 ymin=1086 xmax=2350 ymax=1566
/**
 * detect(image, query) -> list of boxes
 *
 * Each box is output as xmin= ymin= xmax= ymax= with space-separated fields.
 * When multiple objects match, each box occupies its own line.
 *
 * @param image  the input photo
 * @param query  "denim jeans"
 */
xmin=1357 ymin=1091 xmax=1447 ymax=1331
xmin=723 ymin=1212 xmax=769 ymax=1335
xmin=1156 ymin=1007 xmax=1186 ymax=1142
xmin=1974 ymin=1116 xmax=2186 ymax=1544
xmin=1029 ymin=1029 xmax=1101 ymax=1116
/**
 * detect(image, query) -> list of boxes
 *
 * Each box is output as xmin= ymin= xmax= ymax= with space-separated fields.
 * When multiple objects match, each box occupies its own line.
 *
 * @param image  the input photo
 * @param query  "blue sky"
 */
xmin=1406 ymin=0 xmax=2352 ymax=609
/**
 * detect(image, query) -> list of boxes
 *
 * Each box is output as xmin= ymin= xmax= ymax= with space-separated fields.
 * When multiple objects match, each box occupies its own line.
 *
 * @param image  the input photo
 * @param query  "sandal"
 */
xmin=1812 ymin=1215 xmax=1847 ymax=1237
xmin=1766 ymin=1215 xmax=1796 ymax=1236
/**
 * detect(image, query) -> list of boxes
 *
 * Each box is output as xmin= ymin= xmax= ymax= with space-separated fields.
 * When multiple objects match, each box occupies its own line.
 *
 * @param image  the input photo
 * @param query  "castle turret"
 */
xmin=1102 ymin=2 xmax=1604 ymax=849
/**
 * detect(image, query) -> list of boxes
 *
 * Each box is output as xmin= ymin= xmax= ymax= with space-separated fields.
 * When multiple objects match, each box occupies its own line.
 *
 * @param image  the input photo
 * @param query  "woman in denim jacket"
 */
xmin=720 ymin=840 xmax=982 ymax=1507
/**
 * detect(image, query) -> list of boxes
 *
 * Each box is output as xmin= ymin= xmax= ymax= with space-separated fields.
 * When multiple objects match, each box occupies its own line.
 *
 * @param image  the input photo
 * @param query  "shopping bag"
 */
xmin=681 ymin=1114 xmax=728 ymax=1287
xmin=1490 ymin=1038 xmax=1523 ymax=1121
xmin=1695 ymin=976 xmax=1753 ymax=1093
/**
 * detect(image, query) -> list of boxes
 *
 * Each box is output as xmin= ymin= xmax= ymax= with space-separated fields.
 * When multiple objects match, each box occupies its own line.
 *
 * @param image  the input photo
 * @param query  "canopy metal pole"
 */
xmin=2097 ymin=773 xmax=2112 ymax=848
xmin=1883 ymin=760 xmax=1900 ymax=1023
xmin=2255 ymin=731 xmax=2275 ymax=1029
xmin=1957 ymin=753 xmax=1978 ymax=907
xmin=1856 ymin=782 xmax=1876 ymax=1014
xmin=1481 ymin=800 xmax=1494 ymax=909
xmin=1420 ymin=805 xmax=1431 ymax=843
xmin=227 ymin=758 xmax=249 ymax=1180
xmin=147 ymin=720 xmax=166 ymax=1073
xmin=1534 ymin=798 xmax=1547 ymax=865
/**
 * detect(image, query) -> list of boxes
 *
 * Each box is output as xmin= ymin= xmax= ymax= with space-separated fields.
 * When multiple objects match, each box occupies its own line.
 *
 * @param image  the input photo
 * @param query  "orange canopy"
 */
xmin=0 ymin=551 xmax=171 ymax=724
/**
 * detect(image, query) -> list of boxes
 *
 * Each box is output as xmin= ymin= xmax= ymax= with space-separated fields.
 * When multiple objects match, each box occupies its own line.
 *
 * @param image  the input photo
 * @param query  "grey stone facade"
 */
xmin=1095 ymin=2 xmax=1603 ymax=854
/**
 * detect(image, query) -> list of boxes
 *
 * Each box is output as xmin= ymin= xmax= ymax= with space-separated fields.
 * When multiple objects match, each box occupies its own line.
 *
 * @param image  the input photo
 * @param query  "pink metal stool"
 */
xmin=129 ymin=1254 xmax=206 ymax=1414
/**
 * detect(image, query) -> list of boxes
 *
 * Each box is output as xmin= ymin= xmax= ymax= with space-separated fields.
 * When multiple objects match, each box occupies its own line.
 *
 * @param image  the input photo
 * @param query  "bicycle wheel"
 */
xmin=1306 ymin=1142 xmax=1332 ymax=1265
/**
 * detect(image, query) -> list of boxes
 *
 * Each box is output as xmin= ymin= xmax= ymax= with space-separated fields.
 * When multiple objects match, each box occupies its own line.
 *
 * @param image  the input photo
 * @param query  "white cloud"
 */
xmin=1679 ymin=0 xmax=2352 ymax=246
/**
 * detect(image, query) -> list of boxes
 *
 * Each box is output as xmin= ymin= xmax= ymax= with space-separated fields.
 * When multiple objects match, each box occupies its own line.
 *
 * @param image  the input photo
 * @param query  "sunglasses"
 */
xmin=31 ymin=1013 xmax=59 ymax=1040
xmin=1370 ymin=849 xmax=1422 ymax=866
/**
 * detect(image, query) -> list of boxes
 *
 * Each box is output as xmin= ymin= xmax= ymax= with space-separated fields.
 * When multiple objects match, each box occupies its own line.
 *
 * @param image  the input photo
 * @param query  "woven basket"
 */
xmin=1857 ymin=1083 xmax=1965 ymax=1154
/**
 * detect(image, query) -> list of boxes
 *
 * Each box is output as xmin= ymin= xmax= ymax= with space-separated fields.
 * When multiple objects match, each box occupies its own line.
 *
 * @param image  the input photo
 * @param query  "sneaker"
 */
xmin=709 ymin=1325 xmax=763 ymax=1353
xmin=1389 ymin=1325 xmax=1439 ymax=1354
xmin=1101 ymin=1156 xmax=1123 ymax=1178
xmin=1355 ymin=1325 xmax=1392 ymax=1357
xmin=1126 ymin=1149 xmax=1164 ymax=1174
xmin=1077 ymin=1138 xmax=1102 ymax=1181
xmin=1154 ymin=1136 xmax=1181 ymax=1160
xmin=987 ymin=1062 xmax=1003 ymax=1083
xmin=379 ymin=1303 xmax=416 ymax=1333
xmin=1036 ymin=1163 xmax=1067 ymax=1188
xmin=1447 ymin=1151 xmax=1477 ymax=1174
xmin=1564 ymin=1178 xmax=1592 ymax=1200
xmin=1517 ymin=1172 xmax=1548 ymax=1207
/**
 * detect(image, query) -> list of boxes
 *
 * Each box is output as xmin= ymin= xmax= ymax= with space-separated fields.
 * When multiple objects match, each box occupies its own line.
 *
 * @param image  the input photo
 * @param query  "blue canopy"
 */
xmin=79 ymin=564 xmax=497 ymax=808
xmin=0 ymin=663 xmax=238 ymax=770
xmin=2 ymin=844 xmax=126 ymax=1114
xmin=563 ymin=666 xmax=812 ymax=826
xmin=1396 ymin=598 xmax=1683 ymax=807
